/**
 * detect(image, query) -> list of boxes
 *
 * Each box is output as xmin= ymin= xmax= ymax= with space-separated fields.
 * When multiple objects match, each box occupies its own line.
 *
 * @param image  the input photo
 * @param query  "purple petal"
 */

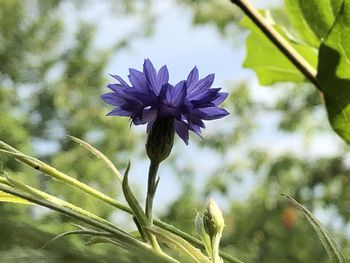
xmin=212 ymin=92 xmax=228 ymax=106
xmin=197 ymin=107 xmax=229 ymax=120
xmin=107 ymin=83 xmax=125 ymax=92
xmin=110 ymin=74 xmax=130 ymax=88
xmin=133 ymin=109 xmax=158 ymax=125
xmin=112 ymin=89 xmax=142 ymax=106
xmin=174 ymin=119 xmax=189 ymax=145
xmin=166 ymin=81 xmax=187 ymax=106
xmin=158 ymin=65 xmax=169 ymax=87
xmin=158 ymin=83 xmax=187 ymax=117
xmin=187 ymin=74 xmax=215 ymax=100
xmin=107 ymin=107 xmax=132 ymax=117
xmin=190 ymin=88 xmax=222 ymax=108
xmin=187 ymin=66 xmax=199 ymax=84
xmin=143 ymin=59 xmax=160 ymax=94
xmin=101 ymin=93 xmax=125 ymax=106
xmin=189 ymin=123 xmax=204 ymax=139
xmin=128 ymin=68 xmax=148 ymax=91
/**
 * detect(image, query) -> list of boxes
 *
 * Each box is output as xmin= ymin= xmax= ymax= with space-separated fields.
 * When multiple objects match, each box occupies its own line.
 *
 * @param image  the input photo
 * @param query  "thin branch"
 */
xmin=231 ymin=0 xmax=322 ymax=92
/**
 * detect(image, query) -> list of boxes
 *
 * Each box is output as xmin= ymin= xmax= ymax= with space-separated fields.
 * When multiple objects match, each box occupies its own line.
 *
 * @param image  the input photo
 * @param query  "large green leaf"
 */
xmin=317 ymin=0 xmax=350 ymax=144
xmin=285 ymin=0 xmax=343 ymax=47
xmin=241 ymin=14 xmax=317 ymax=85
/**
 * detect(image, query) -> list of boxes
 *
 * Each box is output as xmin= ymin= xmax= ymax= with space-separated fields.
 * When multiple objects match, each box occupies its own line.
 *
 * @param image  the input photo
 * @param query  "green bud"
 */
xmin=203 ymin=199 xmax=225 ymax=263
xmin=203 ymin=198 xmax=225 ymax=240
xmin=146 ymin=116 xmax=175 ymax=164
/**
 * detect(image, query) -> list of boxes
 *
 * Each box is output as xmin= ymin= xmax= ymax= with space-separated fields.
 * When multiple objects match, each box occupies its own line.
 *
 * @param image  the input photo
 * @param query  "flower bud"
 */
xmin=203 ymin=198 xmax=225 ymax=240
xmin=146 ymin=116 xmax=175 ymax=164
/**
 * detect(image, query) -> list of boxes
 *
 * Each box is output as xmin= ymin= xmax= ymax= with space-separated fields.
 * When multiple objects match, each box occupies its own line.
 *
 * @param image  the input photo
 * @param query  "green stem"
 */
xmin=212 ymin=234 xmax=223 ymax=263
xmin=0 ymin=184 xmax=179 ymax=263
xmin=5 ymin=174 xmax=116 ymax=230
xmin=0 ymin=141 xmax=243 ymax=263
xmin=0 ymin=143 xmax=132 ymax=214
xmin=154 ymin=220 xmax=244 ymax=263
xmin=230 ymin=0 xmax=322 ymax=92
xmin=146 ymin=161 xmax=160 ymax=225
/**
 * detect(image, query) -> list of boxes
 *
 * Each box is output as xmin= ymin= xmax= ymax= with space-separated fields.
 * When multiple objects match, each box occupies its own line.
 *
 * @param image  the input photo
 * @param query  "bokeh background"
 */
xmin=1 ymin=0 xmax=350 ymax=262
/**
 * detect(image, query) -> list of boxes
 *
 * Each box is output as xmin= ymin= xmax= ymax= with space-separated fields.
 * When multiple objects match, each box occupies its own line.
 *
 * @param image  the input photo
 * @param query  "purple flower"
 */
xmin=101 ymin=59 xmax=229 ymax=145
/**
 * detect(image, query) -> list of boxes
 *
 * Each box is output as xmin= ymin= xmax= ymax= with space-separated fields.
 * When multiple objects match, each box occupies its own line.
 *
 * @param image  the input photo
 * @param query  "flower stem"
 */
xmin=212 ymin=234 xmax=223 ymax=263
xmin=0 ymin=184 xmax=179 ymax=263
xmin=0 ymin=140 xmax=243 ymax=263
xmin=146 ymin=161 xmax=160 ymax=225
xmin=230 ymin=0 xmax=322 ymax=92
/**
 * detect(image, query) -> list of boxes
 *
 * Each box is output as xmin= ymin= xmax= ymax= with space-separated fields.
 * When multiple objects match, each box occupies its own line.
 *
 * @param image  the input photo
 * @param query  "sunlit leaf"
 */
xmin=241 ymin=12 xmax=317 ymax=85
xmin=317 ymin=0 xmax=350 ymax=144
xmin=285 ymin=0 xmax=343 ymax=47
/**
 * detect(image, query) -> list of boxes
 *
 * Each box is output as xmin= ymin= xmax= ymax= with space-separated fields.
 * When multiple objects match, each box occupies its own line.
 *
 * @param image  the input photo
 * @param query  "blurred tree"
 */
xmin=0 ymin=0 xmax=153 ymax=262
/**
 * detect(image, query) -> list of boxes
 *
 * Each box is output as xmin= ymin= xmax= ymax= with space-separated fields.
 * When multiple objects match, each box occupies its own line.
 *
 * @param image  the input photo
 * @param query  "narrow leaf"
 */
xmin=0 ymin=189 xmax=32 ymax=204
xmin=122 ymin=162 xmax=153 ymax=244
xmin=0 ymin=140 xmax=132 ymax=213
xmin=5 ymin=173 xmax=116 ymax=229
xmin=0 ymin=183 xmax=179 ymax=263
xmin=41 ymin=229 xmax=113 ymax=249
xmin=195 ymin=213 xmax=212 ymax=258
xmin=67 ymin=135 xmax=123 ymax=182
xmin=241 ymin=11 xmax=317 ymax=85
xmin=285 ymin=195 xmax=346 ymax=263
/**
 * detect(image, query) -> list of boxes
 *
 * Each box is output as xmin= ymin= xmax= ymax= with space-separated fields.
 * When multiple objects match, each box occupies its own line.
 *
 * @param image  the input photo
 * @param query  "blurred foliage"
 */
xmin=1 ymin=0 xmax=350 ymax=262
xmin=179 ymin=0 xmax=241 ymax=33
xmin=0 ymin=0 xmax=151 ymax=261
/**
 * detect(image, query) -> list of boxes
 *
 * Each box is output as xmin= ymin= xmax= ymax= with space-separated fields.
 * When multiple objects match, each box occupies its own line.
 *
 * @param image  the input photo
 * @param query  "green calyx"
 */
xmin=146 ymin=116 xmax=175 ymax=164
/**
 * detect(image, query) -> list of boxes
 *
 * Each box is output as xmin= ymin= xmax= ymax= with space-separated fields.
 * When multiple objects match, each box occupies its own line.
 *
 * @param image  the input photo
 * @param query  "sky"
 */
xmin=57 ymin=0 xmax=346 ymax=222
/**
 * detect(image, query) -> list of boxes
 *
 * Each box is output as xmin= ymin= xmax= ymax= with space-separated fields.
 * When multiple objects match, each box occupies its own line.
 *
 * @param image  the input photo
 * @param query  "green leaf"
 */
xmin=121 ymin=162 xmax=160 ymax=249
xmin=195 ymin=213 xmax=212 ymax=258
xmin=285 ymin=195 xmax=346 ymax=263
xmin=67 ymin=135 xmax=123 ymax=182
xmin=41 ymin=229 xmax=113 ymax=249
xmin=285 ymin=0 xmax=343 ymax=47
xmin=317 ymin=0 xmax=350 ymax=144
xmin=0 ymin=189 xmax=32 ymax=204
xmin=0 ymin=140 xmax=132 ymax=213
xmin=122 ymin=161 xmax=149 ymax=232
xmin=4 ymin=173 xmax=115 ymax=228
xmin=241 ymin=12 xmax=317 ymax=85
xmin=0 ymin=183 xmax=179 ymax=263
xmin=147 ymin=226 xmax=212 ymax=263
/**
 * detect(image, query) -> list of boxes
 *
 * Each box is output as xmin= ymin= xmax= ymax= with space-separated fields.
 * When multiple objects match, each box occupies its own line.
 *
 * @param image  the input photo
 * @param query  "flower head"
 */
xmin=101 ymin=59 xmax=229 ymax=145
